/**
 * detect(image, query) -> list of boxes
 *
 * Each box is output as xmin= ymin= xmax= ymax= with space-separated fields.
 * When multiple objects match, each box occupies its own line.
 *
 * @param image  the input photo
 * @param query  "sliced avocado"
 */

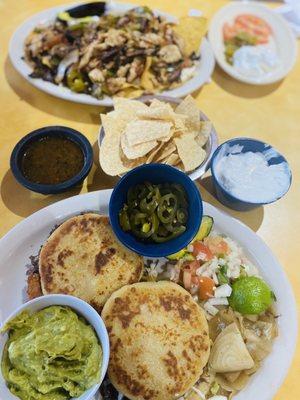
xmin=193 ymin=215 xmax=214 ymax=242
xmin=166 ymin=216 xmax=214 ymax=260
xmin=182 ymin=253 xmax=195 ymax=261
xmin=167 ymin=248 xmax=187 ymax=260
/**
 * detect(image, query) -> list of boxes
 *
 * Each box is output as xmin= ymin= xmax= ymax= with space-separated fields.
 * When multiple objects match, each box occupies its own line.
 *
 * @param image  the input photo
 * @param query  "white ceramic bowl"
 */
xmin=208 ymin=1 xmax=297 ymax=85
xmin=0 ymin=294 xmax=110 ymax=400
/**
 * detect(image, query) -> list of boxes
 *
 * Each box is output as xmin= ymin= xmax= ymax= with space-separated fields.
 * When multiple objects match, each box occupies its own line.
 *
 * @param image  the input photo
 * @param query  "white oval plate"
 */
xmin=9 ymin=2 xmax=215 ymax=107
xmin=208 ymin=1 xmax=297 ymax=85
xmin=0 ymin=190 xmax=297 ymax=399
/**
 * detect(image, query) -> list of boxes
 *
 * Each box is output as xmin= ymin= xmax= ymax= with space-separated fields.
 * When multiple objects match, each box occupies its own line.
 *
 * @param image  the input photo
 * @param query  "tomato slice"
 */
xmin=224 ymin=14 xmax=272 ymax=44
xmin=235 ymin=14 xmax=272 ymax=35
xmin=187 ymin=260 xmax=200 ymax=272
xmin=223 ymin=22 xmax=238 ymax=41
xmin=192 ymin=242 xmax=214 ymax=261
xmin=204 ymin=237 xmax=229 ymax=256
xmin=197 ymin=276 xmax=215 ymax=300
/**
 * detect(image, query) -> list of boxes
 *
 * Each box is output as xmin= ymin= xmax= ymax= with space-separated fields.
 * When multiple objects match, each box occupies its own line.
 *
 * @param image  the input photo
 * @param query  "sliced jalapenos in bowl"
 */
xmin=118 ymin=181 xmax=188 ymax=243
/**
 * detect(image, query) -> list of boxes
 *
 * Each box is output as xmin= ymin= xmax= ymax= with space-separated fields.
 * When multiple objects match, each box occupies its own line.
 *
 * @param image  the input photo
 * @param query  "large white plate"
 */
xmin=9 ymin=2 xmax=215 ymax=107
xmin=208 ymin=1 xmax=297 ymax=85
xmin=0 ymin=190 xmax=297 ymax=400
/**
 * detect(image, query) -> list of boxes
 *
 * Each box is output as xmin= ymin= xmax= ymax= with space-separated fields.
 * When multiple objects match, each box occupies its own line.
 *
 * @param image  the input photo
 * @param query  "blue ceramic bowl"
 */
xmin=10 ymin=126 xmax=93 ymax=194
xmin=211 ymin=137 xmax=292 ymax=211
xmin=109 ymin=164 xmax=203 ymax=258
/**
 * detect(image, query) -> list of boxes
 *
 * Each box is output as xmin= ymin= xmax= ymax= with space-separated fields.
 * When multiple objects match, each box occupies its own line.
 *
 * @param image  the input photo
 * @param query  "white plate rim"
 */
xmin=208 ymin=1 xmax=298 ymax=85
xmin=0 ymin=190 xmax=297 ymax=400
xmin=8 ymin=2 xmax=215 ymax=107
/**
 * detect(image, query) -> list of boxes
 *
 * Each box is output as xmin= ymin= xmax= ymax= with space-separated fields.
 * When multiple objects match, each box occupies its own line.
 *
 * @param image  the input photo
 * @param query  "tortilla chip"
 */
xmin=174 ymin=114 xmax=188 ymax=133
xmin=174 ymin=132 xmax=206 ymax=172
xmin=100 ymin=111 xmax=128 ymax=135
xmin=99 ymin=114 xmax=129 ymax=176
xmin=116 ymin=87 xmax=144 ymax=99
xmin=175 ymin=95 xmax=200 ymax=133
xmin=124 ymin=119 xmax=172 ymax=146
xmin=174 ymin=16 xmax=207 ymax=56
xmin=121 ymin=134 xmax=157 ymax=159
xmin=121 ymin=152 xmax=147 ymax=169
xmin=146 ymin=143 xmax=164 ymax=164
xmin=196 ymin=121 xmax=212 ymax=147
xmin=140 ymin=57 xmax=155 ymax=91
xmin=156 ymin=141 xmax=177 ymax=161
xmin=162 ymin=153 xmax=180 ymax=166
xmin=137 ymin=106 xmax=175 ymax=122
xmin=114 ymin=97 xmax=147 ymax=114
xmin=160 ymin=133 xmax=174 ymax=142
xmin=150 ymin=99 xmax=167 ymax=109
xmin=176 ymin=162 xmax=185 ymax=171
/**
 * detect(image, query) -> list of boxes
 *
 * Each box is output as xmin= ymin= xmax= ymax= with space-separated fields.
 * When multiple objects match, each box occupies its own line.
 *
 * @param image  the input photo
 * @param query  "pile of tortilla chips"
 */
xmin=99 ymin=95 xmax=212 ymax=176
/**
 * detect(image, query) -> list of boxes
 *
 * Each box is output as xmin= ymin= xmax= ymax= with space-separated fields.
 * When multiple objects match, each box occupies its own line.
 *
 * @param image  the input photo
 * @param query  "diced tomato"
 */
xmin=192 ymin=242 xmax=213 ymax=261
xmin=235 ymin=14 xmax=272 ymax=36
xmin=197 ymin=276 xmax=215 ymax=300
xmin=204 ymin=236 xmax=229 ymax=256
xmin=223 ymin=14 xmax=272 ymax=44
xmin=223 ymin=22 xmax=238 ymax=41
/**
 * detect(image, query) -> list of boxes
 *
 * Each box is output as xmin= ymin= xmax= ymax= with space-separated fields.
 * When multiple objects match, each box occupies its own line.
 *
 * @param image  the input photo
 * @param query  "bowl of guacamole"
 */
xmin=0 ymin=294 xmax=110 ymax=400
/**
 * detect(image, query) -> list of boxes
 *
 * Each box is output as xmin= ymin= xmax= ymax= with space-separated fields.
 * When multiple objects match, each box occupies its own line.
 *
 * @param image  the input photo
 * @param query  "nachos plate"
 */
xmin=9 ymin=2 xmax=215 ymax=106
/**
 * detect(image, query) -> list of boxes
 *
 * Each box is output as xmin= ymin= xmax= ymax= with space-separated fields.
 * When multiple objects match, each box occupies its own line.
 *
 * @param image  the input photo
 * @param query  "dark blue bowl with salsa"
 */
xmin=109 ymin=163 xmax=203 ymax=258
xmin=10 ymin=126 xmax=93 ymax=194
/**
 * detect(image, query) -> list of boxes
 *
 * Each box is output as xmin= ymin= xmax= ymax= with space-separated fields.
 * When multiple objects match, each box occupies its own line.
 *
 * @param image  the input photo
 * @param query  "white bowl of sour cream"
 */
xmin=211 ymin=138 xmax=292 ymax=211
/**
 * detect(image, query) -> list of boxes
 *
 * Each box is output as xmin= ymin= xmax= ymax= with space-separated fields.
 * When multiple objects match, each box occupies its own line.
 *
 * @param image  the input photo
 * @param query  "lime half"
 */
xmin=229 ymin=276 xmax=274 ymax=315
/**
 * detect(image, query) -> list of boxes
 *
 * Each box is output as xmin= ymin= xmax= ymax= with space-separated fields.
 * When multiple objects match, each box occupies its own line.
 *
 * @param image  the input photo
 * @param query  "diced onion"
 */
xmin=214 ymin=284 xmax=232 ymax=298
xmin=208 ymin=297 xmax=229 ymax=306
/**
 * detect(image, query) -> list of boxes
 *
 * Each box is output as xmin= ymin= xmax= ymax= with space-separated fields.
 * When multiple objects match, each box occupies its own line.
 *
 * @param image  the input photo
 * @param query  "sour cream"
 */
xmin=214 ymin=149 xmax=291 ymax=203
xmin=233 ymin=44 xmax=280 ymax=78
xmin=180 ymin=65 xmax=197 ymax=82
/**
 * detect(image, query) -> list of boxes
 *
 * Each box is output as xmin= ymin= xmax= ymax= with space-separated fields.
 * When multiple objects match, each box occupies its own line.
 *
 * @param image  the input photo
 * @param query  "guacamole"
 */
xmin=1 ymin=306 xmax=102 ymax=400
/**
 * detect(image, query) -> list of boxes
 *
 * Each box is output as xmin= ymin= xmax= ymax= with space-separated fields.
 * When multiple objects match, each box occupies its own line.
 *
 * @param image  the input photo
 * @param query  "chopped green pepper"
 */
xmin=217 ymin=264 xmax=229 ymax=284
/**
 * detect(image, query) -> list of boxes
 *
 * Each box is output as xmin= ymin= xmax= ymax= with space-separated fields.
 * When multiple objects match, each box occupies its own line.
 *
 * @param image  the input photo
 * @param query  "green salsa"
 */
xmin=119 ymin=182 xmax=189 ymax=243
xmin=1 ymin=306 xmax=102 ymax=400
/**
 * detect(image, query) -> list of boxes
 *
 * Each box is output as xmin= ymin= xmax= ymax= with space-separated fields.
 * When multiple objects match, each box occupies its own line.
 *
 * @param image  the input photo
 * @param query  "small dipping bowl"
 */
xmin=0 ymin=294 xmax=110 ymax=400
xmin=211 ymin=137 xmax=292 ymax=211
xmin=10 ymin=126 xmax=93 ymax=194
xmin=109 ymin=163 xmax=203 ymax=258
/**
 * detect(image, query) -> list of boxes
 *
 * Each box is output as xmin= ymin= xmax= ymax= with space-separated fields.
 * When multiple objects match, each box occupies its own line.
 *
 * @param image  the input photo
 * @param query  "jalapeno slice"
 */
xmin=157 ymin=194 xmax=177 ymax=224
xmin=118 ymin=181 xmax=188 ymax=243
xmin=151 ymin=225 xmax=186 ymax=243
xmin=119 ymin=206 xmax=131 ymax=231
xmin=66 ymin=69 xmax=86 ymax=92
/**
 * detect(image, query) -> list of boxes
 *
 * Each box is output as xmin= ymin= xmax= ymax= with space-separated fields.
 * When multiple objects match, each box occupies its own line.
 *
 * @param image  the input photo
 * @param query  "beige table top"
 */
xmin=0 ymin=0 xmax=299 ymax=398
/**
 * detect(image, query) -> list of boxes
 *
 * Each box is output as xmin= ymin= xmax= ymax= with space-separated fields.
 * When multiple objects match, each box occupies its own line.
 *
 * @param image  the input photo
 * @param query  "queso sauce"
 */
xmin=21 ymin=136 xmax=84 ymax=185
